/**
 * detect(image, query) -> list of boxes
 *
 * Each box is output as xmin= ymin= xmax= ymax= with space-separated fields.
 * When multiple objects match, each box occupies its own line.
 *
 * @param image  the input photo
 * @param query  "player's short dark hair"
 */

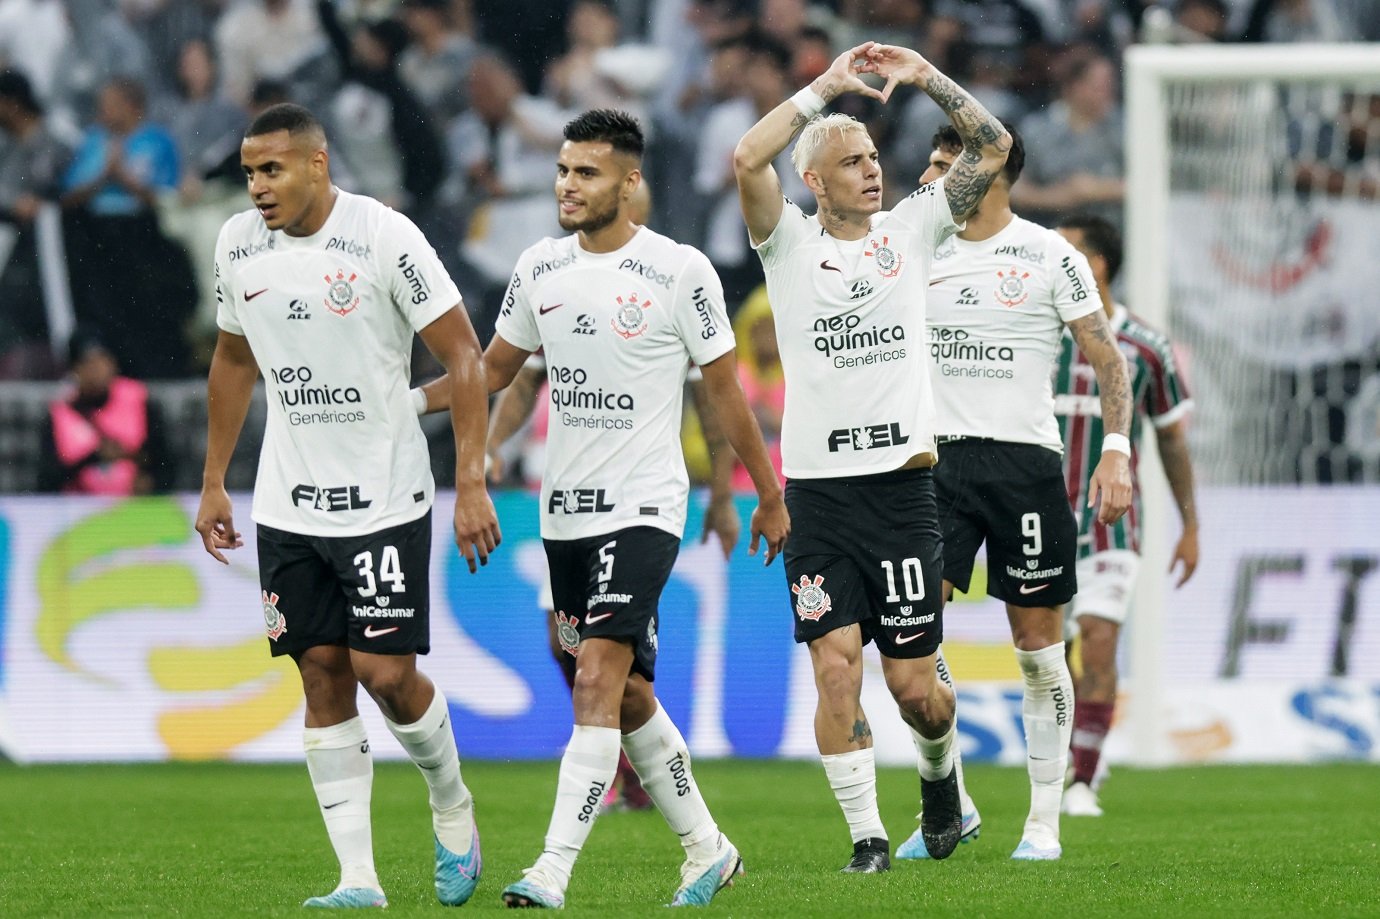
xmin=563 ymin=109 xmax=644 ymax=160
xmin=246 ymin=103 xmax=326 ymax=143
xmin=930 ymin=122 xmax=1024 ymax=186
xmin=1057 ymin=213 xmax=1123 ymax=282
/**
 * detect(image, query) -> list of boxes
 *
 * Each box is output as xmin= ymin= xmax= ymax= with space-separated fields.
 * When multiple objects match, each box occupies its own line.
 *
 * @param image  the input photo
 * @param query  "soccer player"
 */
xmin=911 ymin=124 xmax=1133 ymax=861
xmin=734 ymin=42 xmax=1010 ymax=872
xmin=194 ymin=103 xmax=500 ymax=909
xmin=1054 ymin=213 xmax=1199 ymax=817
xmin=483 ymin=109 xmax=789 ymax=909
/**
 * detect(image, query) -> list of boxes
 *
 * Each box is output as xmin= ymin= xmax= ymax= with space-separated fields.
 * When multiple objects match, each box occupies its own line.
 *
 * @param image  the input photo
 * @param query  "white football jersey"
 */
xmin=494 ymin=227 xmax=734 ymax=541
xmin=927 ymin=215 xmax=1102 ymax=451
xmin=754 ymin=178 xmax=960 ymax=478
xmin=214 ymin=189 xmax=460 ymax=536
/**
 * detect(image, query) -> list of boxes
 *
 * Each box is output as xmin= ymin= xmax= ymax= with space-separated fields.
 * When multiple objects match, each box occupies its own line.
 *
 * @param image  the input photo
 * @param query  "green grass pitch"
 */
xmin=1 ymin=760 xmax=1375 ymax=917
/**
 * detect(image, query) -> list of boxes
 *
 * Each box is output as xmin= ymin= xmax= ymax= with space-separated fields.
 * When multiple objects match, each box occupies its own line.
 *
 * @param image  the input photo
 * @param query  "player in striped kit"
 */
xmin=1054 ymin=214 xmax=1199 ymax=817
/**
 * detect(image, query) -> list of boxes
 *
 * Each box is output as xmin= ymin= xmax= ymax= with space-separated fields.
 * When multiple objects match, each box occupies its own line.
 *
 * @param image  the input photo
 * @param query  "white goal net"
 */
xmin=1124 ymin=45 xmax=1380 ymax=764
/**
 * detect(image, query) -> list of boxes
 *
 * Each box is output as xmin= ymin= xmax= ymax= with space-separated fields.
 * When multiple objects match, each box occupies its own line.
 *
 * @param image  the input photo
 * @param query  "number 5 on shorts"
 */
xmin=881 ymin=557 xmax=925 ymax=603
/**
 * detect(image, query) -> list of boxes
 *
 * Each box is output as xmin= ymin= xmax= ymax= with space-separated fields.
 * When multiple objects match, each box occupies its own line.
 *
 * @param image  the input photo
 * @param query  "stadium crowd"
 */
xmin=1 ymin=0 xmax=1378 ymax=493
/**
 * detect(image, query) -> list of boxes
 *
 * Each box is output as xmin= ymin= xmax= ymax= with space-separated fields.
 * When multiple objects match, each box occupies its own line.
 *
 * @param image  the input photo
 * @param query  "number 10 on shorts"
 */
xmin=881 ymin=558 xmax=925 ymax=603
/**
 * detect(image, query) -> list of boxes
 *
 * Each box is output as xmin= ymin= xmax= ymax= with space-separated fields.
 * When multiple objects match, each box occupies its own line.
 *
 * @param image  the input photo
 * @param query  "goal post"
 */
xmin=1123 ymin=44 xmax=1380 ymax=766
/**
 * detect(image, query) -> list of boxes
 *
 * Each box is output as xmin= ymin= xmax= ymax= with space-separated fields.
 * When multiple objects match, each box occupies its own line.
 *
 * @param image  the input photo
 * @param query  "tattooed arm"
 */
xmin=861 ymin=45 xmax=1010 ymax=221
xmin=734 ymin=42 xmax=883 ymax=244
xmin=1068 ymin=310 xmax=1133 ymax=524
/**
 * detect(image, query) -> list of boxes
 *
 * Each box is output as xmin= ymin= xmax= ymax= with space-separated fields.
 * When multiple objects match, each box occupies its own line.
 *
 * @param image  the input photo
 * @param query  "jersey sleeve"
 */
xmin=673 ymin=249 xmax=736 ymax=367
xmin=1146 ymin=335 xmax=1193 ymax=428
xmin=493 ymin=253 xmax=541 ymax=352
xmin=212 ymin=223 xmax=242 ymax=336
xmin=751 ymin=197 xmax=812 ymax=270
xmin=377 ymin=209 xmax=462 ymax=332
xmin=889 ymin=176 xmax=962 ymax=249
xmin=1049 ymin=238 xmax=1103 ymax=324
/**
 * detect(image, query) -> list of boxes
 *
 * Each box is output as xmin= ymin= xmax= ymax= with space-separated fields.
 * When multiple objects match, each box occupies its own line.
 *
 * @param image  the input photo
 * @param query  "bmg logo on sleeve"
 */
xmin=827 ymin=423 xmax=909 ymax=452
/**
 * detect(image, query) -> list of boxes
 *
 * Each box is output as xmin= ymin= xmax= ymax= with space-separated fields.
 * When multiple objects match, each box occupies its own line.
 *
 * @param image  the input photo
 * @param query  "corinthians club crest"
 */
xmin=262 ymin=590 xmax=287 ymax=641
xmin=792 ymin=574 xmax=832 ymax=622
xmin=864 ymin=235 xmax=903 ymax=279
xmin=611 ymin=291 xmax=651 ymax=339
xmin=324 ymin=268 xmax=361 ymax=315
xmin=555 ymin=610 xmax=581 ymax=656
xmin=995 ymin=267 xmax=1030 ymax=308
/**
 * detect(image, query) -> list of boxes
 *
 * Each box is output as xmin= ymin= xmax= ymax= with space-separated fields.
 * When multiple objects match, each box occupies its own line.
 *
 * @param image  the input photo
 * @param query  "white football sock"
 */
xmin=821 ymin=748 xmax=887 ymax=844
xmin=621 ymin=702 xmax=720 ymax=862
xmin=933 ymin=647 xmax=975 ymax=811
xmin=910 ymin=721 xmax=956 ymax=782
xmin=531 ymin=724 xmax=621 ymax=892
xmin=304 ymin=717 xmax=380 ymax=891
xmin=1015 ymin=643 xmax=1074 ymax=840
xmin=384 ymin=687 xmax=474 ymax=853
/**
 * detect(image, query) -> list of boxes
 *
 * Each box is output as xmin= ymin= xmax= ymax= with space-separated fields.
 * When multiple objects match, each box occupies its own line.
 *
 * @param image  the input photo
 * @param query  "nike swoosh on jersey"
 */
xmin=243 ymin=288 xmax=269 ymax=301
xmin=819 ymin=260 xmax=842 ymax=273
xmin=363 ymin=624 xmax=400 ymax=638
xmin=585 ymin=611 xmax=614 ymax=624
xmin=894 ymin=632 xmax=926 ymax=645
xmin=1018 ymin=582 xmax=1050 ymax=595
xmin=538 ymin=302 xmax=565 ymax=314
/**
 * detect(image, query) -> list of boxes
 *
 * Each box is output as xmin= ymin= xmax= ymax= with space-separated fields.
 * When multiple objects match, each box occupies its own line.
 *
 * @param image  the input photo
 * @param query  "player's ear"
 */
xmin=802 ymin=168 xmax=824 ymax=197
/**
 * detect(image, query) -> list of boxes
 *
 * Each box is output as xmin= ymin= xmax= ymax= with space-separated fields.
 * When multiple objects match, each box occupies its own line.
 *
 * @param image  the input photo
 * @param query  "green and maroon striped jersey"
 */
xmin=1053 ymin=305 xmax=1192 ymax=556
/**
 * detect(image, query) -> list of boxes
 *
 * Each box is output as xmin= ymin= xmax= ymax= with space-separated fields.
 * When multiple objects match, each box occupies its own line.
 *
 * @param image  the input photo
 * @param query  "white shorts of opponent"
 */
xmin=1065 ymin=549 xmax=1141 ymax=640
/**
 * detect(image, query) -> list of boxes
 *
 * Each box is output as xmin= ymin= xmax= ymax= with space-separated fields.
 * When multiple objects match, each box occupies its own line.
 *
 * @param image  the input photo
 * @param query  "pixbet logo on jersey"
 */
xmin=618 ymin=257 xmax=674 ymax=289
xmin=547 ymin=489 xmax=616 ymax=514
xmin=229 ymin=238 xmax=275 ymax=261
xmin=827 ymin=422 xmax=909 ymax=452
xmin=291 ymin=483 xmax=373 ymax=512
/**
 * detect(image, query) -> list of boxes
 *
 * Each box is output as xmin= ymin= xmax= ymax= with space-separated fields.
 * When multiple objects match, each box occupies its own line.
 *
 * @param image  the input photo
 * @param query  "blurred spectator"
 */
xmin=399 ymin=0 xmax=484 ymax=121
xmin=1011 ymin=49 xmax=1124 ymax=228
xmin=694 ymin=33 xmax=804 ymax=313
xmin=0 ymin=69 xmax=70 ymax=378
xmin=790 ymin=25 xmax=834 ymax=87
xmin=123 ymin=0 xmax=225 ymax=101
xmin=60 ymin=76 xmax=195 ymax=378
xmin=450 ymin=53 xmax=566 ymax=342
xmin=160 ymin=39 xmax=245 ymax=202
xmin=731 ymin=284 xmax=783 ymax=491
xmin=1175 ymin=0 xmax=1232 ymax=41
xmin=545 ymin=0 xmax=622 ymax=109
xmin=1292 ymin=92 xmax=1380 ymax=200
xmin=1240 ymin=0 xmax=1359 ymax=41
xmin=38 ymin=330 xmax=171 ymax=495
xmin=52 ymin=0 xmax=155 ymax=122
xmin=317 ymin=1 xmax=446 ymax=214
xmin=0 ymin=0 xmax=71 ymax=102
xmin=214 ymin=0 xmax=327 ymax=107
xmin=474 ymin=0 xmax=573 ymax=93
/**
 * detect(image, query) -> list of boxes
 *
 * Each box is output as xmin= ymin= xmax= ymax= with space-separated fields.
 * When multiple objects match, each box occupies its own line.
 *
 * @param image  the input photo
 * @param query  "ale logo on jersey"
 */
xmin=611 ymin=291 xmax=651 ymax=339
xmin=324 ymin=268 xmax=361 ymax=315
xmin=792 ymin=575 xmax=832 ymax=621
xmin=864 ymin=235 xmax=903 ymax=279
xmin=995 ymin=267 xmax=1030 ymax=308
xmin=262 ymin=590 xmax=287 ymax=641
xmin=555 ymin=610 xmax=581 ymax=656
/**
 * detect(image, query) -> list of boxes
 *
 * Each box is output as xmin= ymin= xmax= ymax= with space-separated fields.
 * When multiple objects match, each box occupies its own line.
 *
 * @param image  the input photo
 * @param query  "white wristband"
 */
xmin=790 ymin=86 xmax=826 ymax=117
xmin=411 ymin=387 xmax=428 ymax=416
xmin=1102 ymin=433 xmax=1131 ymax=457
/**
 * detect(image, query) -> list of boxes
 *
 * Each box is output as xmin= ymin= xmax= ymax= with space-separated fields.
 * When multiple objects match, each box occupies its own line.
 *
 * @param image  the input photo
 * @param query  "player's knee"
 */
xmin=356 ymin=663 xmax=416 ymax=711
xmin=814 ymin=656 xmax=862 ymax=706
xmin=891 ymin=678 xmax=952 ymax=730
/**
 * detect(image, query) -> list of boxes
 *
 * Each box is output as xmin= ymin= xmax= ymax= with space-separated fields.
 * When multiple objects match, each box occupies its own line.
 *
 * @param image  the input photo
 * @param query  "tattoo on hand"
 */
xmin=849 ymin=718 xmax=872 ymax=745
